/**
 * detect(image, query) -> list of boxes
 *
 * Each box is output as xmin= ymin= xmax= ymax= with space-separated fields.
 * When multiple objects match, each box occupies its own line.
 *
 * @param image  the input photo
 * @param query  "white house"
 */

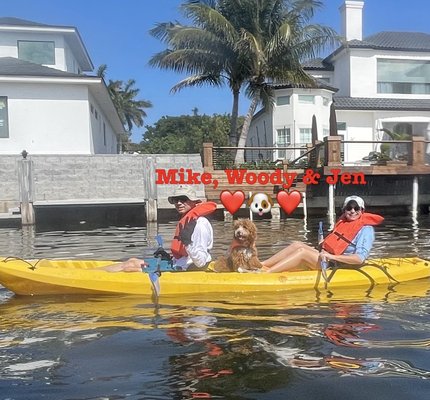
xmin=0 ymin=17 xmax=125 ymax=155
xmin=247 ymin=0 xmax=430 ymax=164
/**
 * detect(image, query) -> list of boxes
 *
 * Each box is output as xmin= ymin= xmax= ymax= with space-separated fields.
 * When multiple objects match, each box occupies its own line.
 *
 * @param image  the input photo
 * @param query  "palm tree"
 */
xmin=97 ymin=64 xmax=152 ymax=148
xmin=149 ymin=0 xmax=249 ymax=146
xmin=234 ymin=0 xmax=339 ymax=163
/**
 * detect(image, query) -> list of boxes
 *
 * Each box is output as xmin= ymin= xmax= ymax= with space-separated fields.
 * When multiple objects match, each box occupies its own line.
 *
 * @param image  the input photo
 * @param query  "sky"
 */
xmin=2 ymin=0 xmax=430 ymax=142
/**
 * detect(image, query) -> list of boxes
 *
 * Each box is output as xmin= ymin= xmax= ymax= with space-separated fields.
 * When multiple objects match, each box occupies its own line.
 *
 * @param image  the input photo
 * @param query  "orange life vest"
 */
xmin=170 ymin=202 xmax=217 ymax=259
xmin=322 ymin=212 xmax=384 ymax=255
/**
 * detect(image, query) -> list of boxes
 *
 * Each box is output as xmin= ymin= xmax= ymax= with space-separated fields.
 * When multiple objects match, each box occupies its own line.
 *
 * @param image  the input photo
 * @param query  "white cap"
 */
xmin=343 ymin=195 xmax=365 ymax=209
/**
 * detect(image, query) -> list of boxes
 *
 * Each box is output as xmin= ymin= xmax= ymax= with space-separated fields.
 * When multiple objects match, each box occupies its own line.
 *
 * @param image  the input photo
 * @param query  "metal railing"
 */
xmin=203 ymin=136 xmax=430 ymax=170
xmin=205 ymin=144 xmax=313 ymax=170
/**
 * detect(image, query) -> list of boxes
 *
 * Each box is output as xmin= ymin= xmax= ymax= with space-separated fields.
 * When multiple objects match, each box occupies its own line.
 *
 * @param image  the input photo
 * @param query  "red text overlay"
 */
xmin=156 ymin=168 xmax=366 ymax=189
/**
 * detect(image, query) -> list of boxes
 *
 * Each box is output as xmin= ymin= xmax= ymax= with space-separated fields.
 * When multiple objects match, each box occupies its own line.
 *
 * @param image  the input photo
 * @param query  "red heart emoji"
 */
xmin=276 ymin=190 xmax=302 ymax=215
xmin=220 ymin=190 xmax=245 ymax=214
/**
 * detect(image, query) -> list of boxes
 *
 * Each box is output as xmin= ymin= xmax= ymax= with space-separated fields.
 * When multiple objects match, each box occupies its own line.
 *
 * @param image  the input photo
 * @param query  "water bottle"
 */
xmin=320 ymin=255 xmax=328 ymax=281
xmin=318 ymin=221 xmax=324 ymax=244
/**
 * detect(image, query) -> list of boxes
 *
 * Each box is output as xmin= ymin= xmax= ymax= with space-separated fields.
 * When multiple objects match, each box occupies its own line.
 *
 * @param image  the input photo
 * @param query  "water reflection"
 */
xmin=1 ymin=215 xmax=430 ymax=398
xmin=1 ymin=280 xmax=430 ymax=398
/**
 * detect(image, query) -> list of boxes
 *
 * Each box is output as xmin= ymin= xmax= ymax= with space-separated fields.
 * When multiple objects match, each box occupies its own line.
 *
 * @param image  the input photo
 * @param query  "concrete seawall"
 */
xmin=0 ymin=154 xmax=206 ymax=225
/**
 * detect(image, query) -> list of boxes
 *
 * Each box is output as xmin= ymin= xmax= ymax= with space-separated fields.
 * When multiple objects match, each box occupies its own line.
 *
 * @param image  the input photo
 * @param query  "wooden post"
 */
xmin=283 ymin=159 xmax=288 ymax=174
xmin=324 ymin=136 xmax=342 ymax=166
xmin=203 ymin=142 xmax=214 ymax=170
xmin=308 ymin=140 xmax=322 ymax=168
xmin=410 ymin=136 xmax=426 ymax=166
xmin=306 ymin=143 xmax=313 ymax=166
xmin=145 ymin=156 xmax=158 ymax=222
xmin=18 ymin=158 xmax=35 ymax=225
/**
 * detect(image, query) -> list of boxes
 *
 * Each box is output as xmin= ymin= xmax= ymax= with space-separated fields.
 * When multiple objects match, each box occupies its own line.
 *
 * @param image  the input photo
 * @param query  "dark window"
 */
xmin=337 ymin=122 xmax=347 ymax=131
xmin=377 ymin=59 xmax=430 ymax=94
xmin=276 ymin=95 xmax=290 ymax=106
xmin=0 ymin=97 xmax=9 ymax=138
xmin=18 ymin=41 xmax=55 ymax=65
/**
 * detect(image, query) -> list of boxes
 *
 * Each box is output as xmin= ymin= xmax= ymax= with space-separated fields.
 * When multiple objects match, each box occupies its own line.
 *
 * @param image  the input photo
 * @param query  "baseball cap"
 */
xmin=343 ymin=195 xmax=365 ymax=209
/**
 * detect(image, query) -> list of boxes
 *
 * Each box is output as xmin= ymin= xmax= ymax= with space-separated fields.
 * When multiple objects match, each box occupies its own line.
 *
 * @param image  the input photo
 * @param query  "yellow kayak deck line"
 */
xmin=0 ymin=257 xmax=429 ymax=296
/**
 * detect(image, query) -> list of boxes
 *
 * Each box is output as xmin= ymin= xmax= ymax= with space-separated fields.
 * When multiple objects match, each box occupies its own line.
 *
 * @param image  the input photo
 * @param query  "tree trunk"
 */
xmin=234 ymin=95 xmax=259 ymax=164
xmin=229 ymin=87 xmax=240 ymax=146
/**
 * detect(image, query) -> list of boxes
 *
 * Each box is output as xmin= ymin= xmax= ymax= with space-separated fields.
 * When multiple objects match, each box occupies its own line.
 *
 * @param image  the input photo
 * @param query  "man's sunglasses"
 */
xmin=345 ymin=205 xmax=361 ymax=212
xmin=173 ymin=196 xmax=189 ymax=204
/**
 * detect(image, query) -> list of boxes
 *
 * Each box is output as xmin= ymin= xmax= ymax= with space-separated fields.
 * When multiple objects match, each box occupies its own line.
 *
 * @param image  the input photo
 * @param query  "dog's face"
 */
xmin=248 ymin=193 xmax=273 ymax=216
xmin=233 ymin=219 xmax=257 ymax=246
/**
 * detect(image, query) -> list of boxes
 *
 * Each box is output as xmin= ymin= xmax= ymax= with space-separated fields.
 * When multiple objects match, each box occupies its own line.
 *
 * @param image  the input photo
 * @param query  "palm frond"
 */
xmin=171 ymin=74 xmax=224 ymax=93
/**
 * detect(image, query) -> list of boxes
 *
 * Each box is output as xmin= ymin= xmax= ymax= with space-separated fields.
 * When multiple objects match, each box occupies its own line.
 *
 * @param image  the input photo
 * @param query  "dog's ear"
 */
xmin=266 ymin=194 xmax=274 ymax=206
xmin=247 ymin=194 xmax=255 ymax=207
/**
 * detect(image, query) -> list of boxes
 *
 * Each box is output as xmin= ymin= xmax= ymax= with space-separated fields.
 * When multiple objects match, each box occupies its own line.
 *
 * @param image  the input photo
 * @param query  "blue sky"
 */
xmin=2 ymin=0 xmax=430 ymax=142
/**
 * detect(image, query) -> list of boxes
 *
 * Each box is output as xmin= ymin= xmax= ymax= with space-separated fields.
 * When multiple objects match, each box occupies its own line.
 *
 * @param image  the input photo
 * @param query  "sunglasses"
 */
xmin=173 ymin=196 xmax=189 ymax=204
xmin=345 ymin=205 xmax=361 ymax=212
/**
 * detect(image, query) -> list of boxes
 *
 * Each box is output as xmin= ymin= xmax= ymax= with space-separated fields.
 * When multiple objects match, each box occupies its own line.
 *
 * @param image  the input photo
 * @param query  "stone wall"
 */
xmin=31 ymin=154 xmax=148 ymax=203
xmin=0 ymin=154 xmax=205 ymax=212
xmin=155 ymin=154 xmax=206 ymax=208
xmin=0 ymin=155 xmax=20 ymax=212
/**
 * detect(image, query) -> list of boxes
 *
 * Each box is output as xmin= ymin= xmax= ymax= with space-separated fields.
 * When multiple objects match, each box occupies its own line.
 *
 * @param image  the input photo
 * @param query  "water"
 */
xmin=1 ymin=215 xmax=430 ymax=399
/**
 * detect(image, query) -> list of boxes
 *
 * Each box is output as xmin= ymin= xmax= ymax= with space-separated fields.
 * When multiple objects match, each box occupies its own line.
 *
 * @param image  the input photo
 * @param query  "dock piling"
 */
xmin=18 ymin=158 xmax=35 ymax=225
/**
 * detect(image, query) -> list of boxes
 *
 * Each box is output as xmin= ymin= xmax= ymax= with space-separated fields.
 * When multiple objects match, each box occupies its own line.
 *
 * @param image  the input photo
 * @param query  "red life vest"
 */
xmin=322 ymin=212 xmax=384 ymax=255
xmin=170 ymin=202 xmax=217 ymax=259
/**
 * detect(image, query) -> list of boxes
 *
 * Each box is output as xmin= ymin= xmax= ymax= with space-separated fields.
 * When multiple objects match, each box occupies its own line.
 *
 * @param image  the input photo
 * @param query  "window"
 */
xmin=322 ymin=97 xmax=330 ymax=106
xmin=276 ymin=95 xmax=290 ymax=106
xmin=377 ymin=59 xmax=430 ymax=94
xmin=18 ymin=41 xmax=55 ymax=65
xmin=276 ymin=128 xmax=290 ymax=158
xmin=298 ymin=95 xmax=315 ymax=104
xmin=299 ymin=128 xmax=312 ymax=143
xmin=95 ymin=109 xmax=98 ymax=120
xmin=0 ymin=97 xmax=9 ymax=138
xmin=337 ymin=122 xmax=347 ymax=131
xmin=323 ymin=128 xmax=329 ymax=137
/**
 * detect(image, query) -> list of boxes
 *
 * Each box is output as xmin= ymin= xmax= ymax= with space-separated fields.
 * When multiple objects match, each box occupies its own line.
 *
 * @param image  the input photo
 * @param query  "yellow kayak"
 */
xmin=1 ymin=256 xmax=429 ymax=296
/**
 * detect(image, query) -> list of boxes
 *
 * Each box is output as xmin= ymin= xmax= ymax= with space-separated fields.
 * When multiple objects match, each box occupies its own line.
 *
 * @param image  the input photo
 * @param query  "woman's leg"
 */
xmin=265 ymin=246 xmax=320 ymax=273
xmin=262 ymin=242 xmax=315 ymax=268
xmin=101 ymin=258 xmax=146 ymax=272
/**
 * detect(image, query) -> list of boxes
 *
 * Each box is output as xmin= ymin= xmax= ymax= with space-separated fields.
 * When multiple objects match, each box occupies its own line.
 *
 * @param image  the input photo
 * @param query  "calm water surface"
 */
xmin=1 ymin=215 xmax=430 ymax=399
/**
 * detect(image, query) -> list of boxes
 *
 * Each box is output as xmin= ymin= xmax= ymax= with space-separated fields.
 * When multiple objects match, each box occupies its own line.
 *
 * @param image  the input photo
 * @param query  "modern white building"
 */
xmin=0 ymin=17 xmax=125 ymax=155
xmin=247 ymin=0 xmax=430 ymax=164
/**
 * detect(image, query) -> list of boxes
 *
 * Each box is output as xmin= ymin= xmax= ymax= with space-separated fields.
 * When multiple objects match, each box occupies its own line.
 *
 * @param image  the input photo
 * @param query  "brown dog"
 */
xmin=213 ymin=219 xmax=263 ymax=272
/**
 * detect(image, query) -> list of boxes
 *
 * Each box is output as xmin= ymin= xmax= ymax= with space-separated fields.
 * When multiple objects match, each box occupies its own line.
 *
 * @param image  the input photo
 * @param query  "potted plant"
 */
xmin=378 ymin=127 xmax=411 ymax=164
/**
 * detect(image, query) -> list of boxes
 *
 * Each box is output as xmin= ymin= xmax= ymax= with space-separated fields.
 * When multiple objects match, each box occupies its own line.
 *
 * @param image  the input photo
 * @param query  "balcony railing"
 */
xmin=202 ymin=136 xmax=430 ymax=170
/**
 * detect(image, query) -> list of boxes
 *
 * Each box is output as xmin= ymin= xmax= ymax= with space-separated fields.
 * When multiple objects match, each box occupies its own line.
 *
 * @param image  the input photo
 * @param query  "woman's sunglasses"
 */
xmin=345 ymin=205 xmax=361 ymax=212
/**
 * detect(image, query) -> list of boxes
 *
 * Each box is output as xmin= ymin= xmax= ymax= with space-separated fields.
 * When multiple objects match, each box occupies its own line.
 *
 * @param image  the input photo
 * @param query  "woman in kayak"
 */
xmin=262 ymin=196 xmax=384 ymax=273
xmin=102 ymin=186 xmax=217 ymax=272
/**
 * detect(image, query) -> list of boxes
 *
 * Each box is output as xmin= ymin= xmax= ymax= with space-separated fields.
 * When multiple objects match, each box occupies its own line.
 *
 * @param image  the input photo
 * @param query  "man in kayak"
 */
xmin=102 ymin=186 xmax=217 ymax=272
xmin=262 ymin=196 xmax=384 ymax=273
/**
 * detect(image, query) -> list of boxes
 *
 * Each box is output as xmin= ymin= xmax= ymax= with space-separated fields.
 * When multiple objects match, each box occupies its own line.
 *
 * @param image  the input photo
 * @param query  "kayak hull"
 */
xmin=1 ymin=257 xmax=429 ymax=296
